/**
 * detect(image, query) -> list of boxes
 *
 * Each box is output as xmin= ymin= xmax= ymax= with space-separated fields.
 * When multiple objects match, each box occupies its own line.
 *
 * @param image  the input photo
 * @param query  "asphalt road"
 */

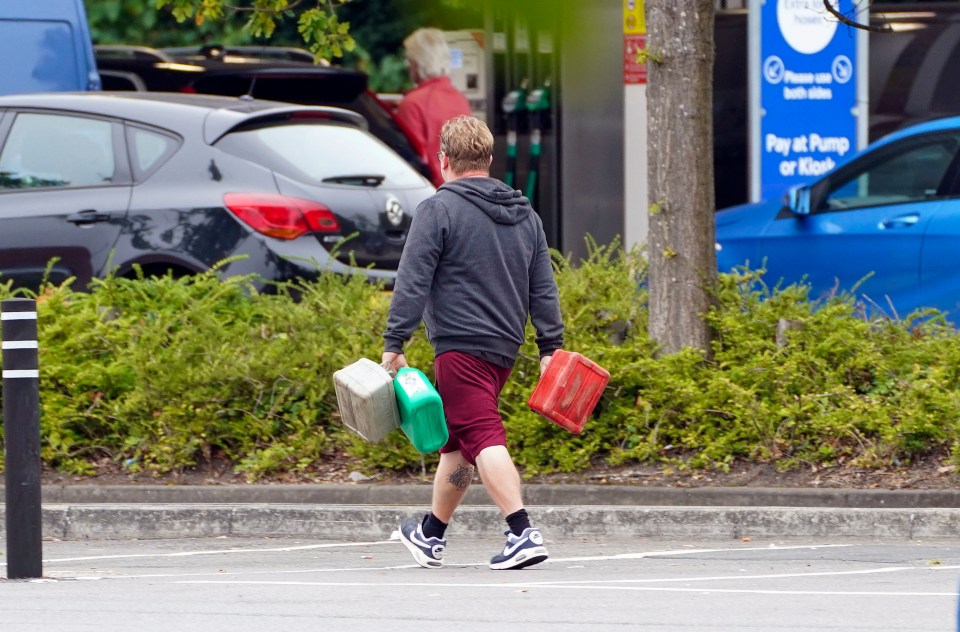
xmin=1 ymin=534 xmax=958 ymax=631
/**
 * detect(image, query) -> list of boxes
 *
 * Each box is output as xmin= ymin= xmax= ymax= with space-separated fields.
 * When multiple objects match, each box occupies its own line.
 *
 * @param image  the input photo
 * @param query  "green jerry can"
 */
xmin=394 ymin=367 xmax=448 ymax=453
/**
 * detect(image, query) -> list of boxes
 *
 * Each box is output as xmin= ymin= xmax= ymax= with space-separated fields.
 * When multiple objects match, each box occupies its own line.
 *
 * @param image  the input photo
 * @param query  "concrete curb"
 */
xmin=27 ymin=484 xmax=960 ymax=508
xmin=2 ymin=485 xmax=958 ymax=541
xmin=3 ymin=504 xmax=959 ymax=541
xmin=1 ymin=503 xmax=960 ymax=540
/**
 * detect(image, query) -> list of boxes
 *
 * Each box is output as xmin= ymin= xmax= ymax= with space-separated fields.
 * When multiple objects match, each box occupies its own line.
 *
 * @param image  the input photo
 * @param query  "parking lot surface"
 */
xmin=2 ymin=535 xmax=957 ymax=631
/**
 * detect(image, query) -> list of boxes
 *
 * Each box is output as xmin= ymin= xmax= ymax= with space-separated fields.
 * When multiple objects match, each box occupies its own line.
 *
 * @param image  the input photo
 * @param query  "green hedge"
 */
xmin=1 ymin=244 xmax=959 ymax=479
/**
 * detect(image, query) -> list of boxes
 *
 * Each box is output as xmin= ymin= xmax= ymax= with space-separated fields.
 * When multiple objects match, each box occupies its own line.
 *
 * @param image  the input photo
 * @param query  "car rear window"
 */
xmin=126 ymin=125 xmax=180 ymax=179
xmin=215 ymin=122 xmax=427 ymax=189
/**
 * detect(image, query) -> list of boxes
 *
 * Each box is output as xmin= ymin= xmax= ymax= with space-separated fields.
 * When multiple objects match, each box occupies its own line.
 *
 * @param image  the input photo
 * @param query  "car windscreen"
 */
xmin=215 ymin=122 xmax=427 ymax=189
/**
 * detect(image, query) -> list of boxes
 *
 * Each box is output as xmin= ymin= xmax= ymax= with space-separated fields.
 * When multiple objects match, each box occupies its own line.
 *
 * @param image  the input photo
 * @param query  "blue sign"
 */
xmin=755 ymin=0 xmax=863 ymax=202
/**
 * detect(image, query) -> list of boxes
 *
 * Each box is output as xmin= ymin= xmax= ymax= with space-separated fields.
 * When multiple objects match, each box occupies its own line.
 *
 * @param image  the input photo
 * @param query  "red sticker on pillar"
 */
xmin=624 ymin=34 xmax=647 ymax=84
xmin=623 ymin=0 xmax=646 ymax=84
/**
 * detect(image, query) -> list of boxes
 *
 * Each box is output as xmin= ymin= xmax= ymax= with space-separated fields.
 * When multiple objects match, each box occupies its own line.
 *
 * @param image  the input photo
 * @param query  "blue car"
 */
xmin=716 ymin=116 xmax=960 ymax=321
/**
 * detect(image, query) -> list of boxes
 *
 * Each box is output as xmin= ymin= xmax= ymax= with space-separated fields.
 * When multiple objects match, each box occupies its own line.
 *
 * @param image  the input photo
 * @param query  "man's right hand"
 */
xmin=382 ymin=351 xmax=409 ymax=375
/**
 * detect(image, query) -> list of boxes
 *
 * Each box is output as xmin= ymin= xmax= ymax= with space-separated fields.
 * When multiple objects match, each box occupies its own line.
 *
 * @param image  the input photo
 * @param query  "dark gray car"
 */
xmin=0 ymin=92 xmax=434 ymax=291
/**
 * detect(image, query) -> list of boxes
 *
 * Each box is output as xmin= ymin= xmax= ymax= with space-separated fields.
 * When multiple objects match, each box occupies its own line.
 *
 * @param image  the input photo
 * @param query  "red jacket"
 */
xmin=396 ymin=76 xmax=472 ymax=187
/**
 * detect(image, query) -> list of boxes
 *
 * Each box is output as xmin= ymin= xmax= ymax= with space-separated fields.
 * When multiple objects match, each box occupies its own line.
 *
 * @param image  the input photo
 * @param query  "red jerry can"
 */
xmin=528 ymin=350 xmax=610 ymax=434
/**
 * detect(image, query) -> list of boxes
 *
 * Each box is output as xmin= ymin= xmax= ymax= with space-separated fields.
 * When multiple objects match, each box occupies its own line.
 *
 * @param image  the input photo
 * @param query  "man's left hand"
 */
xmin=539 ymin=354 xmax=553 ymax=376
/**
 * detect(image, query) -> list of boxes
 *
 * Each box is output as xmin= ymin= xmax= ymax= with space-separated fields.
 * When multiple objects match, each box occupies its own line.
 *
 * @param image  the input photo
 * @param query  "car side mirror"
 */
xmin=786 ymin=184 xmax=812 ymax=216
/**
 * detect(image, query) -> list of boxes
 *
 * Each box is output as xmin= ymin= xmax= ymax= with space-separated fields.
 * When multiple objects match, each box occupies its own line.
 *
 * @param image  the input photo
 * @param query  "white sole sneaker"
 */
xmin=398 ymin=518 xmax=445 ymax=568
xmin=489 ymin=546 xmax=549 ymax=570
xmin=489 ymin=527 xmax=550 ymax=570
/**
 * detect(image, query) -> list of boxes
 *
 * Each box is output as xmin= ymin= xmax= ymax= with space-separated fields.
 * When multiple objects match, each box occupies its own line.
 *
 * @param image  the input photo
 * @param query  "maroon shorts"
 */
xmin=434 ymin=350 xmax=513 ymax=466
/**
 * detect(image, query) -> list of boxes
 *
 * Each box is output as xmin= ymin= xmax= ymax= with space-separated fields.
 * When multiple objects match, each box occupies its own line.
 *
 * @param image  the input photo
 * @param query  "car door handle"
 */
xmin=878 ymin=214 xmax=920 ymax=229
xmin=66 ymin=210 xmax=110 ymax=225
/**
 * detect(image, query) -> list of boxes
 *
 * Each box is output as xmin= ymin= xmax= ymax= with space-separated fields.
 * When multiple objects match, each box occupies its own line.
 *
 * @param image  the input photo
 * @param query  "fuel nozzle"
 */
xmin=502 ymin=82 xmax=528 ymax=115
xmin=525 ymin=86 xmax=549 ymax=113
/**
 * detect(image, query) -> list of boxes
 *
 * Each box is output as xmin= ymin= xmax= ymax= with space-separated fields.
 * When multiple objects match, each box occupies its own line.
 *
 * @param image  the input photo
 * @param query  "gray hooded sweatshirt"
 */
xmin=383 ymin=176 xmax=563 ymax=363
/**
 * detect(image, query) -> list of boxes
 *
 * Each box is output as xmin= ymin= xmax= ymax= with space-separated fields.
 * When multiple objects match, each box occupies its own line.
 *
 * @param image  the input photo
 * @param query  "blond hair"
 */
xmin=440 ymin=116 xmax=494 ymax=175
xmin=404 ymin=28 xmax=451 ymax=80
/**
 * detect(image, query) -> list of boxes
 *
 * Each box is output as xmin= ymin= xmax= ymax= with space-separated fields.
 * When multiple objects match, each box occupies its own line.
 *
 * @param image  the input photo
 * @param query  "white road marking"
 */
xmin=28 ymin=540 xmax=397 ymax=565
xmin=32 ymin=541 xmax=845 ymax=568
xmin=165 ymin=565 xmax=929 ymax=586
xmin=32 ymin=541 xmax=960 ymax=593
xmin=68 ymin=564 xmax=423 ymax=581
xmin=172 ymin=579 xmax=958 ymax=597
xmin=513 ymin=566 xmax=914 ymax=585
xmin=549 ymin=543 xmax=852 ymax=563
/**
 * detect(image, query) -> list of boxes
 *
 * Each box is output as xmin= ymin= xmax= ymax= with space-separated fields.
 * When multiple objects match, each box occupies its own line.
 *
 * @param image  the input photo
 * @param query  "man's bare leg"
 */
xmin=431 ymin=450 xmax=475 ymax=523
xmin=476 ymin=444 xmax=547 ymax=569
xmin=474 ymin=445 xmax=523 ymax=516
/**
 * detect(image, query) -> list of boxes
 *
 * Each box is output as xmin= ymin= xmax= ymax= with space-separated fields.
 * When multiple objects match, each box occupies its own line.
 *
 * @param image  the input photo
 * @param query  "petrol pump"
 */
xmin=484 ymin=1 xmax=624 ymax=257
xmin=524 ymin=82 xmax=550 ymax=206
xmin=501 ymin=82 xmax=527 ymax=188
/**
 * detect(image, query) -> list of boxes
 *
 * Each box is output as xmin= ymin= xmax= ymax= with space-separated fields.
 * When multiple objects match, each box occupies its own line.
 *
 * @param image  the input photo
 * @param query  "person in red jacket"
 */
xmin=398 ymin=28 xmax=472 ymax=188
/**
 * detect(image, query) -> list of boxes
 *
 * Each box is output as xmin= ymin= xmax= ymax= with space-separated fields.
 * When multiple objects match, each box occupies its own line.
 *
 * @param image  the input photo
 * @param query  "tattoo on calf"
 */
xmin=448 ymin=464 xmax=474 ymax=491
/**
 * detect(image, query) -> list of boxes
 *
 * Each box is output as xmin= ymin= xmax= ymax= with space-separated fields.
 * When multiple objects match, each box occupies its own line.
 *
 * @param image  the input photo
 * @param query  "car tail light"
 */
xmin=223 ymin=193 xmax=340 ymax=240
xmin=178 ymin=85 xmax=197 ymax=94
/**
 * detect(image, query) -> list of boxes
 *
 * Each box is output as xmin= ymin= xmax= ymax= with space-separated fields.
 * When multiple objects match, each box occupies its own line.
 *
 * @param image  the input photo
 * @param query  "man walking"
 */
xmin=382 ymin=115 xmax=564 ymax=570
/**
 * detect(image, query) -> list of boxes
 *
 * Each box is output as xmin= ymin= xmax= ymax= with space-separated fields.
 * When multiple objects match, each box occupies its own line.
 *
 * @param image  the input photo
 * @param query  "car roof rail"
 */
xmin=160 ymin=44 xmax=329 ymax=66
xmin=204 ymin=104 xmax=368 ymax=144
xmin=94 ymin=45 xmax=174 ymax=63
xmin=218 ymin=46 xmax=325 ymax=64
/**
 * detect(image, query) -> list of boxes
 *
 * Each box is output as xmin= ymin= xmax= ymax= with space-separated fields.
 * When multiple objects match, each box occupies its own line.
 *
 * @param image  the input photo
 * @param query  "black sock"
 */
xmin=422 ymin=512 xmax=448 ymax=540
xmin=506 ymin=508 xmax=531 ymax=536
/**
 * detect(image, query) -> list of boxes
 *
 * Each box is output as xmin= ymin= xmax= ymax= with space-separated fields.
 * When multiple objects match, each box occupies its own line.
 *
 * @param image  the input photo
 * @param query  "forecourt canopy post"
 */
xmin=2 ymin=298 xmax=43 ymax=579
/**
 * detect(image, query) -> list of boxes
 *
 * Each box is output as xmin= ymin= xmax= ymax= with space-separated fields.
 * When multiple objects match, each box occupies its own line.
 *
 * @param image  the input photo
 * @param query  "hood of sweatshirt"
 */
xmin=439 ymin=177 xmax=532 ymax=225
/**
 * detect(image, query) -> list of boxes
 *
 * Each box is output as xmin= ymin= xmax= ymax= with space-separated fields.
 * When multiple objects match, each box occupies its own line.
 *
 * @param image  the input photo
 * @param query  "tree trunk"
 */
xmin=645 ymin=0 xmax=717 ymax=356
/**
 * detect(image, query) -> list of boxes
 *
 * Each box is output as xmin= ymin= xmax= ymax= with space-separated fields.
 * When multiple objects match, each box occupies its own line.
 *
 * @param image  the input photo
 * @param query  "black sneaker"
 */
xmin=489 ymin=527 xmax=549 ymax=570
xmin=398 ymin=517 xmax=446 ymax=568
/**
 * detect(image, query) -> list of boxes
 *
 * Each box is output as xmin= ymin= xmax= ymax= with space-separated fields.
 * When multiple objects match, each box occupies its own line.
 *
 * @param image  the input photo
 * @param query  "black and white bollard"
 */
xmin=2 ymin=298 xmax=43 ymax=579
